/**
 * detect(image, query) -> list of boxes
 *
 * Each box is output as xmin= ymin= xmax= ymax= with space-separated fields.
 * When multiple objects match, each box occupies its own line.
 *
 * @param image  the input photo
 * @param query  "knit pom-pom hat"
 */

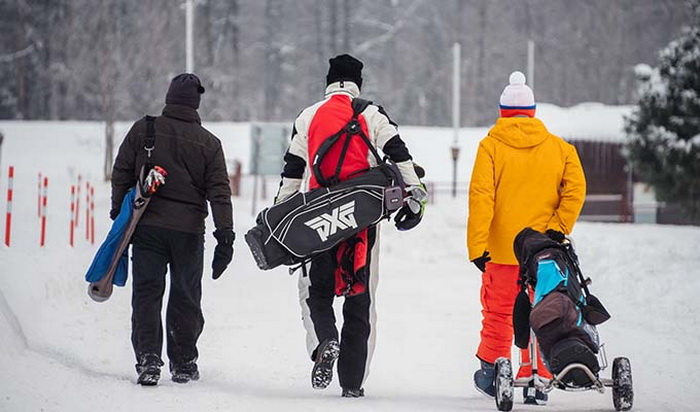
xmin=499 ymin=71 xmax=536 ymax=118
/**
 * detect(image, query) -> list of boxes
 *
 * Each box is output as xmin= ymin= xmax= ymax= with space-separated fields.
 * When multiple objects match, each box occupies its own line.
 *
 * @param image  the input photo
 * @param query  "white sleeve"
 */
xmin=276 ymin=113 xmax=310 ymax=201
xmin=363 ymin=104 xmax=421 ymax=186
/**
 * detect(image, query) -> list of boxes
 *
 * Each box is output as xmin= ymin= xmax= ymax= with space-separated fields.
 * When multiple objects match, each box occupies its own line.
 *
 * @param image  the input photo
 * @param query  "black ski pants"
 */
xmin=300 ymin=226 xmax=378 ymax=390
xmin=131 ymin=225 xmax=204 ymax=367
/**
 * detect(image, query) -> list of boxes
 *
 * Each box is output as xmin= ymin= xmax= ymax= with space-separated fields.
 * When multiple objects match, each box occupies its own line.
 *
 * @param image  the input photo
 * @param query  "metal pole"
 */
xmin=626 ymin=163 xmax=634 ymax=222
xmin=527 ymin=39 xmax=535 ymax=90
xmin=451 ymin=42 xmax=461 ymax=198
xmin=185 ymin=0 xmax=195 ymax=72
xmin=251 ymin=126 xmax=261 ymax=216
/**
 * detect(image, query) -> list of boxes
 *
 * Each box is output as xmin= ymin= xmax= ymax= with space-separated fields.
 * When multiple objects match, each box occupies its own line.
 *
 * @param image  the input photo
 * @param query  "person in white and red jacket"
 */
xmin=275 ymin=54 xmax=426 ymax=398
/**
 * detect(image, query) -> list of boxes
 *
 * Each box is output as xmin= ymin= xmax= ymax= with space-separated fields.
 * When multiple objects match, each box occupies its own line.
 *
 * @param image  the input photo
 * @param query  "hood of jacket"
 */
xmin=488 ymin=117 xmax=550 ymax=149
xmin=162 ymin=104 xmax=201 ymax=124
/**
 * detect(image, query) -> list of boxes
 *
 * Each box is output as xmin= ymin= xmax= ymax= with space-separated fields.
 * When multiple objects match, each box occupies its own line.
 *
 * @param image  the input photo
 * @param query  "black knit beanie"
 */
xmin=326 ymin=54 xmax=363 ymax=89
xmin=165 ymin=73 xmax=206 ymax=110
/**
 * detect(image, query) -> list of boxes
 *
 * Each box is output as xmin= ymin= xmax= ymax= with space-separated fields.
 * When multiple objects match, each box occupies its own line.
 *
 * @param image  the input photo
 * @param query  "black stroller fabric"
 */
xmin=245 ymin=164 xmax=402 ymax=270
xmin=513 ymin=228 xmax=609 ymax=385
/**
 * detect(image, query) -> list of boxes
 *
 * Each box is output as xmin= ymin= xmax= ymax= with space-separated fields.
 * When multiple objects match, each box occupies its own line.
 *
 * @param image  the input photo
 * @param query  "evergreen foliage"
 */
xmin=624 ymin=0 xmax=700 ymax=223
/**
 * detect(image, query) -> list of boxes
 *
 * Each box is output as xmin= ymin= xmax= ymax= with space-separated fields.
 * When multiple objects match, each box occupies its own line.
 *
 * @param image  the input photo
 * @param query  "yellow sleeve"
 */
xmin=548 ymin=144 xmax=587 ymax=234
xmin=467 ymin=140 xmax=495 ymax=261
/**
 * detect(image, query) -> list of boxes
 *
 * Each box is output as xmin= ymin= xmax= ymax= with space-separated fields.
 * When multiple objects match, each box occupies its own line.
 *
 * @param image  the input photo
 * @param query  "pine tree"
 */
xmin=624 ymin=0 xmax=700 ymax=224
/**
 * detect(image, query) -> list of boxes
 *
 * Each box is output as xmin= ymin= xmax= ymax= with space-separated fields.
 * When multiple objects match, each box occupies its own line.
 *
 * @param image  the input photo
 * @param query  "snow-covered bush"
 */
xmin=624 ymin=0 xmax=700 ymax=224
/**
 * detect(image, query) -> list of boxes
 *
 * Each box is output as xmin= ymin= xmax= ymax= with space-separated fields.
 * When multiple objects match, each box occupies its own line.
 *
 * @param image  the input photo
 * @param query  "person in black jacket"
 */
xmin=111 ymin=73 xmax=235 ymax=386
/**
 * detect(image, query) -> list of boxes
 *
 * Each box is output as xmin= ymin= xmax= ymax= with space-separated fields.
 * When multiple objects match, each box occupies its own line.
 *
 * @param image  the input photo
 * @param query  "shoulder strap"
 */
xmin=351 ymin=98 xmax=371 ymax=117
xmin=312 ymin=99 xmax=384 ymax=187
xmin=144 ymin=115 xmax=156 ymax=159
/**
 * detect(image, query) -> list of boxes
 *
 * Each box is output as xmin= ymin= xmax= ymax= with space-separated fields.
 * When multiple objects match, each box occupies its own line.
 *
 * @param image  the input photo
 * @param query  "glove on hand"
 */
xmin=545 ymin=229 xmax=566 ymax=243
xmin=472 ymin=251 xmax=491 ymax=273
xmin=212 ymin=229 xmax=235 ymax=280
xmin=394 ymin=185 xmax=428 ymax=231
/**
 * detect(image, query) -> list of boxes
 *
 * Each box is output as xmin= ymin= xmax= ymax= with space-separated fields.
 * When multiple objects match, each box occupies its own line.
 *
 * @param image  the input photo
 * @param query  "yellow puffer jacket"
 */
xmin=467 ymin=117 xmax=586 ymax=265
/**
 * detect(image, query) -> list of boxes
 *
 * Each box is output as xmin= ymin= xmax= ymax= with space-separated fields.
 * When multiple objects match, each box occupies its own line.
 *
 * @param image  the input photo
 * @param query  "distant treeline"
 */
xmin=0 ymin=0 xmax=691 ymax=127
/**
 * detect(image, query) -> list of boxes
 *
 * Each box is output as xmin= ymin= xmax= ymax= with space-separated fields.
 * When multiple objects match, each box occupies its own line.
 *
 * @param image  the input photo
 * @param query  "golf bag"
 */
xmin=85 ymin=116 xmax=167 ymax=302
xmin=245 ymin=98 xmax=405 ymax=271
xmin=512 ymin=227 xmax=611 ymax=386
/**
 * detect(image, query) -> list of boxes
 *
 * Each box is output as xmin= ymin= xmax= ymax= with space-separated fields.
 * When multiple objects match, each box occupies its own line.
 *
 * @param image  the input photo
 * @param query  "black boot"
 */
xmin=341 ymin=387 xmax=365 ymax=398
xmin=473 ymin=360 xmax=496 ymax=398
xmin=523 ymin=387 xmax=548 ymax=405
xmin=311 ymin=338 xmax=340 ymax=390
xmin=136 ymin=353 xmax=164 ymax=386
xmin=171 ymin=359 xmax=200 ymax=384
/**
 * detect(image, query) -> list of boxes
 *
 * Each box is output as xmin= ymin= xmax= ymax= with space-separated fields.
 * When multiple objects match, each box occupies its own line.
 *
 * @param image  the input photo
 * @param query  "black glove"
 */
xmin=109 ymin=209 xmax=119 ymax=221
xmin=545 ymin=229 xmax=566 ymax=243
xmin=212 ymin=229 xmax=235 ymax=280
xmin=472 ymin=251 xmax=491 ymax=272
xmin=394 ymin=185 xmax=427 ymax=231
xmin=394 ymin=205 xmax=423 ymax=231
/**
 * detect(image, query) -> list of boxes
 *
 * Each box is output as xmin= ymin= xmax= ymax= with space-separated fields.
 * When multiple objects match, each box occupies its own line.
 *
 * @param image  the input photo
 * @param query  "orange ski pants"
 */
xmin=476 ymin=262 xmax=552 ymax=380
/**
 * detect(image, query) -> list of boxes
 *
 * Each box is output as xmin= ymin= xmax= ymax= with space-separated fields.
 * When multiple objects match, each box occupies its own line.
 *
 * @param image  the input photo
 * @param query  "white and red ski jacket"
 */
xmin=276 ymin=81 xmax=420 ymax=201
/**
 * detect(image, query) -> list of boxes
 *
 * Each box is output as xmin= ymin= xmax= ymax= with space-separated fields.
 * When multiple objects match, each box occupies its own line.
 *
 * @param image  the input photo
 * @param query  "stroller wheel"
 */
xmin=494 ymin=357 xmax=514 ymax=411
xmin=612 ymin=357 xmax=633 ymax=411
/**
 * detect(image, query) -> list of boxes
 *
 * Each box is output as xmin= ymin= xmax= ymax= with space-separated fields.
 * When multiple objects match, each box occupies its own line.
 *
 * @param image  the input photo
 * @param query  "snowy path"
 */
xmin=1 ymin=122 xmax=699 ymax=411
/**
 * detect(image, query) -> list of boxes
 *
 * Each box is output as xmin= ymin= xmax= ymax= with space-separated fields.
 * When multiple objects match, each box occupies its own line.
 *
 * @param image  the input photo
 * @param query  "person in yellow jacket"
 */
xmin=467 ymin=71 xmax=586 ymax=405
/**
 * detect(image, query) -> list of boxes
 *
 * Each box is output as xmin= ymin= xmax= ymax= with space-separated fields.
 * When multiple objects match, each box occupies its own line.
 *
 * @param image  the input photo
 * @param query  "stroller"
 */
xmin=490 ymin=228 xmax=633 ymax=411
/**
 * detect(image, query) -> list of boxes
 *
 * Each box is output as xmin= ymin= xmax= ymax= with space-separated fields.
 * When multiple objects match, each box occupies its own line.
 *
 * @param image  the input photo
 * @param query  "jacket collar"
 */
xmin=162 ymin=104 xmax=201 ymax=124
xmin=324 ymin=81 xmax=360 ymax=99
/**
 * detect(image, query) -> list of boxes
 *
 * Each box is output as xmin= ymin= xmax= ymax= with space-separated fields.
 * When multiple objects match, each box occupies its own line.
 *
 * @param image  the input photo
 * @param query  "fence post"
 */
xmin=37 ymin=172 xmax=42 ymax=218
xmin=70 ymin=185 xmax=75 ymax=247
xmin=40 ymin=177 xmax=48 ymax=247
xmin=4 ymin=166 xmax=13 ymax=247
xmin=86 ymin=182 xmax=91 ymax=241
xmin=76 ymin=175 xmax=82 ymax=228
xmin=90 ymin=185 xmax=95 ymax=245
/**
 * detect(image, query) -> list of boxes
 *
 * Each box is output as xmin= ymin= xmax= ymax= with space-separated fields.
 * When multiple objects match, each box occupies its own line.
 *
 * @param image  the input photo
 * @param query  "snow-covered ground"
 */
xmin=0 ymin=119 xmax=699 ymax=411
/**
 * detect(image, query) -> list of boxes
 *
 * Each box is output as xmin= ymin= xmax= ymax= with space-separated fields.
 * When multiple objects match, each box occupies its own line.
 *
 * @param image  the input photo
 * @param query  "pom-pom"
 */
xmin=509 ymin=71 xmax=526 ymax=85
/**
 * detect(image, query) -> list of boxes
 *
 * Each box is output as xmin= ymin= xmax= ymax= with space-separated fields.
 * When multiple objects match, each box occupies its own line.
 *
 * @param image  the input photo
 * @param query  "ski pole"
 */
xmin=40 ymin=176 xmax=48 ymax=247
xmin=4 ymin=166 xmax=13 ymax=247
xmin=70 ymin=185 xmax=75 ymax=247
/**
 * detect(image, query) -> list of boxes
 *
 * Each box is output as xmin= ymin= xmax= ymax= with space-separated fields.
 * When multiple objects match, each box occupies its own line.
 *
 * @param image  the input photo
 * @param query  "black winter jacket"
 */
xmin=111 ymin=104 xmax=233 ymax=234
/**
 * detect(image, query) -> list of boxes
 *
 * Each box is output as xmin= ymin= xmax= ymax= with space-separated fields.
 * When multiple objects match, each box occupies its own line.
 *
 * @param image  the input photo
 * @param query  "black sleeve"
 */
xmin=281 ymin=151 xmax=306 ymax=179
xmin=205 ymin=142 xmax=234 ymax=231
xmin=382 ymin=135 xmax=412 ymax=163
xmin=110 ymin=122 xmax=140 ymax=218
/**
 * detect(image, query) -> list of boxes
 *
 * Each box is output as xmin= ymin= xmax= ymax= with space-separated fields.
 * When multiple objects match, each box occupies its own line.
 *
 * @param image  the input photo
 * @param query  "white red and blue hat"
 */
xmin=499 ymin=71 xmax=536 ymax=118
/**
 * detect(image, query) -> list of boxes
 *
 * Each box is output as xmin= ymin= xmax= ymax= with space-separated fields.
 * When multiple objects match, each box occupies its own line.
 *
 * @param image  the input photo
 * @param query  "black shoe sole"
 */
xmin=311 ymin=339 xmax=340 ymax=390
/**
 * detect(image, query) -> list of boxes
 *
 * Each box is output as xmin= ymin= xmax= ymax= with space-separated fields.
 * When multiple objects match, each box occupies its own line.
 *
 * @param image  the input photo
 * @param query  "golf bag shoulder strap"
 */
xmin=312 ymin=98 xmax=384 ymax=187
xmin=351 ymin=98 xmax=372 ymax=117
xmin=143 ymin=115 xmax=156 ymax=159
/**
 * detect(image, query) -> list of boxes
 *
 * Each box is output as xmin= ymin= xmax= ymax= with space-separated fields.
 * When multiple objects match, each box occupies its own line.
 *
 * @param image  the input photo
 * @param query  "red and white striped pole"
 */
xmin=4 ymin=166 xmax=13 ymax=247
xmin=90 ymin=185 xmax=95 ymax=245
xmin=86 ymin=182 xmax=91 ymax=241
xmin=40 ymin=177 xmax=48 ymax=247
xmin=37 ymin=172 xmax=42 ymax=218
xmin=69 ymin=185 xmax=75 ymax=247
xmin=75 ymin=174 xmax=82 ymax=228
